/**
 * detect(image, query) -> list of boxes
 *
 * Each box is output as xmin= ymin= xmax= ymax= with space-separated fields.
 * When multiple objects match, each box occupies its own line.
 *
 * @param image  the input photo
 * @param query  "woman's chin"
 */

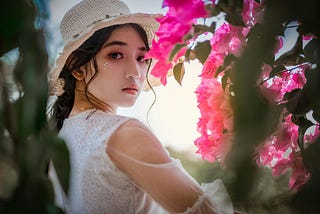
xmin=119 ymin=101 xmax=136 ymax=108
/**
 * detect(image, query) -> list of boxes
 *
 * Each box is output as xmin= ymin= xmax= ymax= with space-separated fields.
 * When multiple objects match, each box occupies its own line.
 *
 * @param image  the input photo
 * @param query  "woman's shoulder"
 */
xmin=107 ymin=118 xmax=171 ymax=165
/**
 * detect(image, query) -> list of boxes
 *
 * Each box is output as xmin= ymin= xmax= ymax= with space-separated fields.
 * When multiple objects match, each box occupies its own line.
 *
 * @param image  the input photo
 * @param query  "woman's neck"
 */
xmin=69 ymin=81 xmax=116 ymax=117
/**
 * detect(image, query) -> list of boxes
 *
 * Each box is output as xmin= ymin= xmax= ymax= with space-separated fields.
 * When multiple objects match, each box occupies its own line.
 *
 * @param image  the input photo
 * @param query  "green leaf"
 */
xmin=221 ymin=70 xmax=231 ymax=91
xmin=225 ymin=12 xmax=246 ymax=27
xmin=224 ymin=54 xmax=236 ymax=66
xmin=292 ymin=115 xmax=314 ymax=151
xmin=194 ymin=40 xmax=211 ymax=64
xmin=269 ymin=65 xmax=286 ymax=78
xmin=302 ymin=137 xmax=320 ymax=173
xmin=209 ymin=22 xmax=217 ymax=33
xmin=284 ymin=89 xmax=311 ymax=114
xmin=246 ymin=23 xmax=263 ymax=42
xmin=292 ymin=115 xmax=314 ymax=128
xmin=51 ymin=137 xmax=70 ymax=194
xmin=264 ymin=52 xmax=275 ymax=65
xmin=169 ymin=43 xmax=186 ymax=62
xmin=304 ymin=38 xmax=320 ymax=64
xmin=206 ymin=3 xmax=221 ymax=17
xmin=303 ymin=68 xmax=320 ymax=109
xmin=193 ymin=24 xmax=212 ymax=35
xmin=215 ymin=65 xmax=226 ymax=77
xmin=215 ymin=54 xmax=236 ymax=77
xmin=173 ymin=62 xmax=185 ymax=86
xmin=312 ymin=110 xmax=320 ymax=123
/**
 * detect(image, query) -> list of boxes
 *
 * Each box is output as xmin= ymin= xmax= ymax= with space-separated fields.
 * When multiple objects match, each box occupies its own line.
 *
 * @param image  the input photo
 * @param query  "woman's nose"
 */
xmin=126 ymin=60 xmax=141 ymax=80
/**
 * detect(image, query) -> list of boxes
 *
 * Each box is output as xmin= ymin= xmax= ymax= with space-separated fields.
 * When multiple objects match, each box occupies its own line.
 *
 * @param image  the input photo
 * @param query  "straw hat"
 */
xmin=49 ymin=0 xmax=162 ymax=96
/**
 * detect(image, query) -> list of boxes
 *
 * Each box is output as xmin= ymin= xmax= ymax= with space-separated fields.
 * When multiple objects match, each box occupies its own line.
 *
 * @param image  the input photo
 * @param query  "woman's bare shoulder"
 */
xmin=107 ymin=119 xmax=171 ymax=164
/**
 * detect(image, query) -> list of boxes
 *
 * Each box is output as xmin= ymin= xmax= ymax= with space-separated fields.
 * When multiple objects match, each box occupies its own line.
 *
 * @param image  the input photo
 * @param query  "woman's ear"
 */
xmin=72 ymin=69 xmax=86 ymax=80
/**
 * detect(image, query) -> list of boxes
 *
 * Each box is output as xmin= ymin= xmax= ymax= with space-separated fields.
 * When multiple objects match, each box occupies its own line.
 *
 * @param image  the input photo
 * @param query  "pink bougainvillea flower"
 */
xmin=289 ymin=153 xmax=310 ymax=190
xmin=162 ymin=0 xmax=193 ymax=8
xmin=210 ymin=23 xmax=246 ymax=57
xmin=148 ymin=0 xmax=207 ymax=85
xmin=194 ymin=21 xmax=247 ymax=163
xmin=257 ymin=113 xmax=311 ymax=190
xmin=260 ymin=65 xmax=307 ymax=103
xmin=150 ymin=59 xmax=173 ymax=85
xmin=274 ymin=36 xmax=284 ymax=54
xmin=201 ymin=52 xmax=224 ymax=78
xmin=302 ymin=34 xmax=314 ymax=41
xmin=195 ymin=78 xmax=233 ymax=163
xmin=305 ymin=124 xmax=320 ymax=143
xmin=242 ymin=0 xmax=262 ymax=27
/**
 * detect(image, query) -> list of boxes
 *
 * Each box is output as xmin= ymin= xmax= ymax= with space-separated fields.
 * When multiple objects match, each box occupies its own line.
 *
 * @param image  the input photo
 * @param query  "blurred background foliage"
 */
xmin=0 ymin=0 xmax=69 ymax=213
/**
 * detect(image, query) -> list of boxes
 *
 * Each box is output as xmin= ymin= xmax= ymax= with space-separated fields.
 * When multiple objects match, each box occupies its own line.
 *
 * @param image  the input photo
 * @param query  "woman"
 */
xmin=48 ymin=0 xmax=233 ymax=213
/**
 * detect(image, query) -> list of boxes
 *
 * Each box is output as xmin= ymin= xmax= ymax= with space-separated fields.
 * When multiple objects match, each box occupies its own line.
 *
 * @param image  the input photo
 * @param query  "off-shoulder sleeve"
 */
xmin=107 ymin=147 xmax=233 ymax=214
xmin=181 ymin=180 xmax=233 ymax=214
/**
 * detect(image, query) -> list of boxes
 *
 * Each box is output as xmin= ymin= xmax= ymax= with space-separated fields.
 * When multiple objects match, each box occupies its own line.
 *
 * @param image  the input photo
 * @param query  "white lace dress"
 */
xmin=49 ymin=110 xmax=233 ymax=214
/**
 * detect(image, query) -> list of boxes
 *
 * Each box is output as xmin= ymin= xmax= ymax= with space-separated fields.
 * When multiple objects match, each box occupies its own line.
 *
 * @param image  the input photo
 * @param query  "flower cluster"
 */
xmin=150 ymin=0 xmax=320 ymax=190
xmin=146 ymin=0 xmax=207 ymax=85
xmin=195 ymin=22 xmax=246 ymax=162
xmin=195 ymin=77 xmax=233 ymax=163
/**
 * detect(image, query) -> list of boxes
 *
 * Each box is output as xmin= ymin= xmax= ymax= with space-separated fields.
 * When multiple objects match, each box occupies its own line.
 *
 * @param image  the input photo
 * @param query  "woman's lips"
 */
xmin=122 ymin=85 xmax=138 ymax=95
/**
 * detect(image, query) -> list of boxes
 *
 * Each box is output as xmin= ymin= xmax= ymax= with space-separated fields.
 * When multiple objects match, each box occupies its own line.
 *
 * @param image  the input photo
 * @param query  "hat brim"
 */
xmin=49 ymin=13 xmax=163 ymax=93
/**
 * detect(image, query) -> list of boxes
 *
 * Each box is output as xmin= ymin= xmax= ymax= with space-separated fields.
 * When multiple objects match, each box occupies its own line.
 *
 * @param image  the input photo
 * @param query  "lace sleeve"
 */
xmin=181 ymin=180 xmax=233 ymax=214
xmin=107 ymin=148 xmax=233 ymax=214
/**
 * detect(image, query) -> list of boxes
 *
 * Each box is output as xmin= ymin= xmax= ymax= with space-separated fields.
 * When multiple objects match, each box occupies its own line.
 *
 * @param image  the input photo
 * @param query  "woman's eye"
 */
xmin=137 ymin=56 xmax=150 ymax=64
xmin=108 ymin=52 xmax=123 ymax=59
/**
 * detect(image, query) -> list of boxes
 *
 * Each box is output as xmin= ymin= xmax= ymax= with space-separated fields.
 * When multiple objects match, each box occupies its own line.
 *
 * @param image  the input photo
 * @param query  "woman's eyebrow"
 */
xmin=103 ymin=40 xmax=127 ymax=48
xmin=103 ymin=40 xmax=147 ymax=51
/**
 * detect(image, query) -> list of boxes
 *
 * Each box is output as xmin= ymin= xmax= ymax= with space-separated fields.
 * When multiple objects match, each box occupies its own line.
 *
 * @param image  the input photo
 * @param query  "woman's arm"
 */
xmin=106 ymin=119 xmax=224 ymax=213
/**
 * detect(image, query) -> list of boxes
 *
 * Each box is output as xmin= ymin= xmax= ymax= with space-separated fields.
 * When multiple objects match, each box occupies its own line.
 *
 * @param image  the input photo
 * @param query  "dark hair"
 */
xmin=52 ymin=23 xmax=150 ymax=130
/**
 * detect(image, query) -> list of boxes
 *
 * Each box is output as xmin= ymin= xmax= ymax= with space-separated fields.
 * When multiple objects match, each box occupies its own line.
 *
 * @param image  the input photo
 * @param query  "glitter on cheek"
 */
xmin=103 ymin=62 xmax=112 ymax=70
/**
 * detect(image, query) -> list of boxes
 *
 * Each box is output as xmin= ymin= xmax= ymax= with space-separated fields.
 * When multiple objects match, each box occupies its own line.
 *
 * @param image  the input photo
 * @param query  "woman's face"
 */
xmin=85 ymin=26 xmax=149 ymax=110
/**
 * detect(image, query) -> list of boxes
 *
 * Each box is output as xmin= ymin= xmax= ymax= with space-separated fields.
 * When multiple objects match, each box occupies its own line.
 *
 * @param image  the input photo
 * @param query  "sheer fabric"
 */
xmin=49 ymin=110 xmax=233 ymax=214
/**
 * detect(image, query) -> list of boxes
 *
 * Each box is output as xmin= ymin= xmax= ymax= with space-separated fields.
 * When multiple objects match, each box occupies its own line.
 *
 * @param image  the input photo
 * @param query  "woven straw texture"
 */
xmin=49 ymin=0 xmax=161 ymax=92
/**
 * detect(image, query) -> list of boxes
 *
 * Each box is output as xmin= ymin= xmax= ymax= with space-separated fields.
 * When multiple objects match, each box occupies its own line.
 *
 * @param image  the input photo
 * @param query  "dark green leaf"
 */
xmin=193 ymin=24 xmax=212 ymax=35
xmin=302 ymin=137 xmax=320 ymax=173
xmin=246 ymin=23 xmax=264 ymax=42
xmin=184 ymin=48 xmax=191 ymax=62
xmin=303 ymin=68 xmax=320 ymax=109
xmin=215 ymin=54 xmax=236 ymax=77
xmin=292 ymin=116 xmax=313 ymax=151
xmin=292 ymin=115 xmax=314 ymax=128
xmin=225 ymin=12 xmax=246 ymax=27
xmin=51 ymin=137 xmax=70 ymax=194
xmin=194 ymin=40 xmax=211 ymax=64
xmin=224 ymin=54 xmax=236 ymax=66
xmin=215 ymin=65 xmax=225 ymax=77
xmin=206 ymin=3 xmax=221 ymax=17
xmin=173 ymin=62 xmax=185 ymax=85
xmin=285 ymin=89 xmax=311 ymax=114
xmin=169 ymin=43 xmax=186 ymax=62
xmin=184 ymin=49 xmax=197 ymax=63
xmin=312 ymin=110 xmax=320 ymax=123
xmin=209 ymin=22 xmax=217 ymax=33
xmin=269 ymin=65 xmax=286 ymax=78
xmin=183 ymin=33 xmax=193 ymax=41
xmin=221 ymin=70 xmax=231 ymax=91
xmin=264 ymin=52 xmax=275 ymax=65
xmin=304 ymin=38 xmax=320 ymax=64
